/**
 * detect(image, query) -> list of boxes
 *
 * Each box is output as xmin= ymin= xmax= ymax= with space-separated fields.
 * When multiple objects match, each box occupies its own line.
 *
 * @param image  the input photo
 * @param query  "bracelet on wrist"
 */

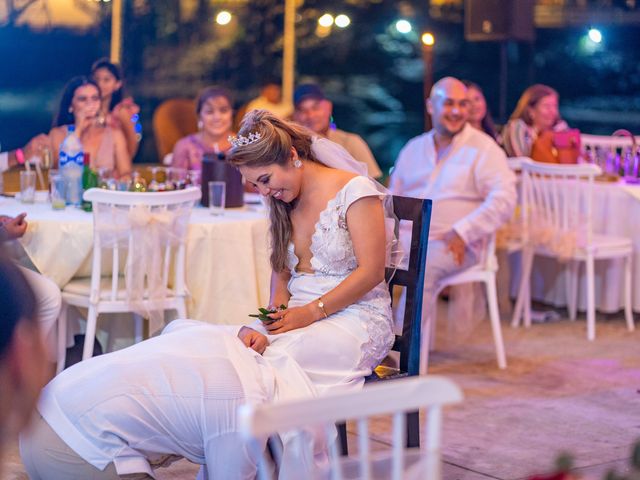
xmin=317 ymin=298 xmax=329 ymax=319
xmin=15 ymin=148 xmax=25 ymax=165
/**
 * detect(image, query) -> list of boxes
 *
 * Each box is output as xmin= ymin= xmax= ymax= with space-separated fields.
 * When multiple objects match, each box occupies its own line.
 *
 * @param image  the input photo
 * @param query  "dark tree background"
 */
xmin=1 ymin=0 xmax=639 ymax=172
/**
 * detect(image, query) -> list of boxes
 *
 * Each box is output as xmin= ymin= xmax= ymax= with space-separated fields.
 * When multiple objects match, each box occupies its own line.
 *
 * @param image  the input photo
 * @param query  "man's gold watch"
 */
xmin=317 ymin=298 xmax=329 ymax=318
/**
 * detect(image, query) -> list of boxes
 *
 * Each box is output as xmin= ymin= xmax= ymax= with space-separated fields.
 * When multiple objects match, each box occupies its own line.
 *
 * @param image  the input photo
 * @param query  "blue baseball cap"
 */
xmin=293 ymin=84 xmax=326 ymax=107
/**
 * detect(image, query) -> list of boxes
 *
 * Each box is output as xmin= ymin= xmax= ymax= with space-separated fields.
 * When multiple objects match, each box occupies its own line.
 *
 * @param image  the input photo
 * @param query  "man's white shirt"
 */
xmin=390 ymin=123 xmax=516 ymax=251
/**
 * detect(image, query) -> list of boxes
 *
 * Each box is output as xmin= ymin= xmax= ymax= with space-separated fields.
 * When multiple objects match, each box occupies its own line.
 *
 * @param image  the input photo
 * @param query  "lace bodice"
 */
xmin=283 ymin=176 xmax=394 ymax=371
xmin=287 ymin=176 xmax=384 ymax=276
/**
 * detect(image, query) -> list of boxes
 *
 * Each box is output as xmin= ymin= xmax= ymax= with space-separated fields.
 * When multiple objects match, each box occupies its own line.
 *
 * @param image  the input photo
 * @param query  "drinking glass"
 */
xmin=208 ymin=181 xmax=226 ymax=216
xmin=188 ymin=170 xmax=201 ymax=187
xmin=20 ymin=170 xmax=36 ymax=203
xmin=50 ymin=173 xmax=66 ymax=210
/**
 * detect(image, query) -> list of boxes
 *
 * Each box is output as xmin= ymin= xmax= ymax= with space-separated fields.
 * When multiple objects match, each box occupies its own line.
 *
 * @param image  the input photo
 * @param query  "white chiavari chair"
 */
xmin=239 ymin=376 xmax=463 ymax=480
xmin=511 ymin=160 xmax=634 ymax=340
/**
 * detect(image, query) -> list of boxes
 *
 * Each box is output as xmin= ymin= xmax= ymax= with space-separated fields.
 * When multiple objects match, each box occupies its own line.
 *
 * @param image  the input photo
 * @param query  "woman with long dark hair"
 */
xmin=49 ymin=76 xmax=131 ymax=178
xmin=91 ymin=58 xmax=140 ymax=158
xmin=462 ymin=80 xmax=499 ymax=142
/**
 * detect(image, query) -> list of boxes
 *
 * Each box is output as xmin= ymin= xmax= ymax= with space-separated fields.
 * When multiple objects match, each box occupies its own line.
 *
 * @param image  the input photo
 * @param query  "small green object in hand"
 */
xmin=248 ymin=305 xmax=287 ymax=324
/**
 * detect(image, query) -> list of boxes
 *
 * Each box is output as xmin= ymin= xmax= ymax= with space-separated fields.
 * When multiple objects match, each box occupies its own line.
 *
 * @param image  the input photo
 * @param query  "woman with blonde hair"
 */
xmin=228 ymin=109 xmax=396 ymax=396
xmin=502 ymin=83 xmax=568 ymax=157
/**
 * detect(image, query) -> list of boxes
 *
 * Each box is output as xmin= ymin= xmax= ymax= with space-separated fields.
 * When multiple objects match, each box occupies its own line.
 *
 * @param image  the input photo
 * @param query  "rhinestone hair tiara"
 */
xmin=228 ymin=132 xmax=262 ymax=148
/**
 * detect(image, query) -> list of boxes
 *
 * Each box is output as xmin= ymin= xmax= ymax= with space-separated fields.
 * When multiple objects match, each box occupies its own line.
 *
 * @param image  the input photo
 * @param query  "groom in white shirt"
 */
xmin=389 ymin=77 xmax=516 ymax=367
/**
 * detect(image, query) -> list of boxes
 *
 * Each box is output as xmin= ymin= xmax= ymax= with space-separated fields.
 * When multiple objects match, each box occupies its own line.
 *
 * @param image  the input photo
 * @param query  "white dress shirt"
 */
xmin=390 ymin=123 xmax=516 ymax=249
xmin=35 ymin=321 xmax=277 ymax=479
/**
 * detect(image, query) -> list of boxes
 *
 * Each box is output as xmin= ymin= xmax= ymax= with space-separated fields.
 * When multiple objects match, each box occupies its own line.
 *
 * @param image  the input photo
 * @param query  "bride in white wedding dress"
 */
xmin=20 ymin=111 xmax=398 ymax=480
xmin=230 ymin=110 xmax=396 ymax=398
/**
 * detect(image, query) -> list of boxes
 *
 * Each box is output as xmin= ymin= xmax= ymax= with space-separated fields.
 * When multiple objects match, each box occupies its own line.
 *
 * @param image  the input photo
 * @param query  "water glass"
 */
xmin=20 ymin=170 xmax=36 ymax=203
xmin=49 ymin=173 xmax=66 ymax=210
xmin=208 ymin=181 xmax=226 ymax=216
xmin=188 ymin=170 xmax=201 ymax=187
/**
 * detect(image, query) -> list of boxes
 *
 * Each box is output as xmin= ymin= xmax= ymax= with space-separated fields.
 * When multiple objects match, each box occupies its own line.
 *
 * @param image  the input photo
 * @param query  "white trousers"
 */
xmin=20 ymin=266 xmax=61 ymax=362
xmin=419 ymin=239 xmax=478 ymax=372
xmin=394 ymin=228 xmax=480 ymax=368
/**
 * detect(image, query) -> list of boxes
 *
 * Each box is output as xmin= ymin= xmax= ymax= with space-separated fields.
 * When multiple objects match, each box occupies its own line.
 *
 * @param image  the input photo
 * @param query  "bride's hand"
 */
xmin=265 ymin=305 xmax=318 ymax=334
xmin=238 ymin=326 xmax=269 ymax=354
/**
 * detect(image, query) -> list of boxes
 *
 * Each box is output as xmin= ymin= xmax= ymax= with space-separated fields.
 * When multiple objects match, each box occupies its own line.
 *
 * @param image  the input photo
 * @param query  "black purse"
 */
xmin=200 ymin=152 xmax=244 ymax=208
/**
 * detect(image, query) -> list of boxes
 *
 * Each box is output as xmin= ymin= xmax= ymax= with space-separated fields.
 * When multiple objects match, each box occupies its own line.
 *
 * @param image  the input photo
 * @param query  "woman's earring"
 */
xmin=197 ymin=120 xmax=203 ymax=130
xmin=68 ymin=107 xmax=73 ymax=113
xmin=293 ymin=158 xmax=302 ymax=168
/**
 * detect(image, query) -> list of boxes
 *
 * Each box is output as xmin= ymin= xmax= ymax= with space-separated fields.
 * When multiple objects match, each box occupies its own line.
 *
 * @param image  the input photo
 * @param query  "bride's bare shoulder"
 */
xmin=329 ymin=168 xmax=359 ymax=188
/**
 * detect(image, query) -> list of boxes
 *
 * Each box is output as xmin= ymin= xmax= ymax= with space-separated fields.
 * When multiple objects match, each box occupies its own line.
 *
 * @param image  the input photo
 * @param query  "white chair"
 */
xmin=580 ymin=132 xmax=639 ymax=157
xmin=239 ymin=376 xmax=463 ymax=480
xmin=511 ymin=160 xmax=634 ymax=340
xmin=57 ymin=187 xmax=201 ymax=373
xmin=431 ymin=234 xmax=507 ymax=370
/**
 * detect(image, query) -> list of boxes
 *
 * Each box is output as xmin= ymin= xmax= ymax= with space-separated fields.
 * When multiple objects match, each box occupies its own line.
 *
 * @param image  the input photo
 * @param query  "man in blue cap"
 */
xmin=293 ymin=83 xmax=382 ymax=179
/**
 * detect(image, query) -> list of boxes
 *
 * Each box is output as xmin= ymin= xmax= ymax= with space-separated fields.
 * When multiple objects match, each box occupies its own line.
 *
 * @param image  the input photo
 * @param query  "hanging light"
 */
xmin=216 ymin=11 xmax=232 ymax=26
xmin=335 ymin=14 xmax=351 ymax=28
xmin=318 ymin=13 xmax=334 ymax=28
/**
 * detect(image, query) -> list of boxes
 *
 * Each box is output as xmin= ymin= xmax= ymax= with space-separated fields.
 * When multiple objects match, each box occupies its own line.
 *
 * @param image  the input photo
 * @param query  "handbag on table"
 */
xmin=531 ymin=128 xmax=581 ymax=164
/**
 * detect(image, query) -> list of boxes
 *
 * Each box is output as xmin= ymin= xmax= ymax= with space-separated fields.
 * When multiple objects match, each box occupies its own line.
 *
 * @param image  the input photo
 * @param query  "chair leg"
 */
xmin=133 ymin=314 xmax=144 ymax=344
xmin=56 ymin=302 xmax=68 ymax=375
xmin=566 ymin=260 xmax=579 ymax=321
xmin=624 ymin=254 xmax=635 ymax=332
xmin=420 ymin=292 xmax=434 ymax=375
xmin=523 ymin=278 xmax=532 ymax=328
xmin=429 ymin=295 xmax=437 ymax=351
xmin=585 ymin=256 xmax=596 ymax=341
xmin=512 ymin=248 xmax=533 ymax=328
xmin=176 ymin=298 xmax=187 ymax=319
xmin=406 ymin=410 xmax=420 ymax=448
xmin=82 ymin=305 xmax=99 ymax=360
xmin=420 ymin=319 xmax=432 ymax=375
xmin=336 ymin=421 xmax=348 ymax=456
xmin=486 ymin=277 xmax=507 ymax=369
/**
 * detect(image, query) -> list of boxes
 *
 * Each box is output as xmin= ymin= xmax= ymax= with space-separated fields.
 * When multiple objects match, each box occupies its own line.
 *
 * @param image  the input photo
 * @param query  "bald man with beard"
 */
xmin=390 ymin=77 xmax=516 ymax=370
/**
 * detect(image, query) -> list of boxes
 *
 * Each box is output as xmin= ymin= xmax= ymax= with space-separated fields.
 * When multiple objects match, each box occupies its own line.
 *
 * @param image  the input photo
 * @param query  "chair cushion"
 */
xmin=536 ymin=233 xmax=632 ymax=259
xmin=366 ymin=365 xmax=410 ymax=383
xmin=62 ymin=277 xmax=176 ymax=301
xmin=588 ymin=234 xmax=633 ymax=255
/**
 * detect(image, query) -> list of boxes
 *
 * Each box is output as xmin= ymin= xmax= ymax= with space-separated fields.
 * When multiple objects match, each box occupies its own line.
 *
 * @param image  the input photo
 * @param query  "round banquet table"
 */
xmin=1 ymin=193 xmax=271 ymax=333
xmin=509 ymin=180 xmax=640 ymax=314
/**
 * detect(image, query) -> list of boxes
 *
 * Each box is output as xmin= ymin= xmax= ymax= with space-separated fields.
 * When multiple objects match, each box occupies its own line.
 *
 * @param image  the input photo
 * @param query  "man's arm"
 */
xmin=0 ymin=134 xmax=50 ymax=173
xmin=0 ymin=213 xmax=28 ymax=241
xmin=452 ymin=144 xmax=517 ymax=245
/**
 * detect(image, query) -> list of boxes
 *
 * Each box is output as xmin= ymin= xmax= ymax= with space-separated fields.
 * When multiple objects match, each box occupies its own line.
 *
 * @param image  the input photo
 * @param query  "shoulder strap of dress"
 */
xmin=342 ymin=176 xmax=385 ymax=211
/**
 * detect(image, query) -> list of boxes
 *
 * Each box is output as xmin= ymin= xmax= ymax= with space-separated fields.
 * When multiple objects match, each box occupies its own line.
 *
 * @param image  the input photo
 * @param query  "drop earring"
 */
xmin=293 ymin=158 xmax=302 ymax=168
xmin=197 ymin=120 xmax=203 ymax=130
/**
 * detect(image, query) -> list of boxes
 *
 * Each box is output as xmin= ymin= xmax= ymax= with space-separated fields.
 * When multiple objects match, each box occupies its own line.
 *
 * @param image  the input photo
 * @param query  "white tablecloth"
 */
xmin=1 ymin=194 xmax=271 ymax=326
xmin=509 ymin=181 xmax=640 ymax=313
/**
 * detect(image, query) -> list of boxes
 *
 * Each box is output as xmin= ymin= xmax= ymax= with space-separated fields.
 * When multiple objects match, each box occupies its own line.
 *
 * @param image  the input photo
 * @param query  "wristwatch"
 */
xmin=317 ymin=298 xmax=328 ymax=319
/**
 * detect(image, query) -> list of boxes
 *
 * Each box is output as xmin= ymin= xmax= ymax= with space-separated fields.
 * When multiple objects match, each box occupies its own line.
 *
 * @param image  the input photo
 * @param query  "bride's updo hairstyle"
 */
xmin=228 ymin=109 xmax=318 ymax=272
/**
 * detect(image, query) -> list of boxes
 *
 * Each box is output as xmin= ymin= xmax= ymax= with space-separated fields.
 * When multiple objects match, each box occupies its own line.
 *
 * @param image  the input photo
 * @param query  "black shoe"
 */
xmin=64 ymin=334 xmax=104 ymax=369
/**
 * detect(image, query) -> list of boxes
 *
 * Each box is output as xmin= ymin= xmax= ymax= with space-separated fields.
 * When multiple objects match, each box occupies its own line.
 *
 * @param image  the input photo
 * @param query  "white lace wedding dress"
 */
xmin=258 ymin=175 xmax=395 ymax=398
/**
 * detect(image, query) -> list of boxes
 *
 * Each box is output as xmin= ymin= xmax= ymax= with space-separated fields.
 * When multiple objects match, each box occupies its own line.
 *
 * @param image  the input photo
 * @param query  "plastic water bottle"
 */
xmin=59 ymin=126 xmax=84 ymax=206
